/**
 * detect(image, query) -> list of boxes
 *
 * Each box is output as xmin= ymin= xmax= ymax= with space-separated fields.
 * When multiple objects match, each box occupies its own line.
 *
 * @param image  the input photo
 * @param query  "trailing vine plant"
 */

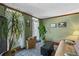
xmin=9 ymin=12 xmax=22 ymax=50
xmin=6 ymin=9 xmax=22 ymax=50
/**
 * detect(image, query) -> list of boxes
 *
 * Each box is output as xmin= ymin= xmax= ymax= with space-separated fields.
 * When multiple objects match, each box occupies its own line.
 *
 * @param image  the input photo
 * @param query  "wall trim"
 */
xmin=0 ymin=3 xmax=40 ymax=19
xmin=1 ymin=3 xmax=79 ymax=20
xmin=43 ymin=12 xmax=79 ymax=20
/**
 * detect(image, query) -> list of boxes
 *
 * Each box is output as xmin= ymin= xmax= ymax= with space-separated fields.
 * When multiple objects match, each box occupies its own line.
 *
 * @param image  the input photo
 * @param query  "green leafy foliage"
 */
xmin=11 ymin=12 xmax=21 ymax=39
xmin=8 ymin=11 xmax=22 ymax=50
xmin=38 ymin=21 xmax=46 ymax=40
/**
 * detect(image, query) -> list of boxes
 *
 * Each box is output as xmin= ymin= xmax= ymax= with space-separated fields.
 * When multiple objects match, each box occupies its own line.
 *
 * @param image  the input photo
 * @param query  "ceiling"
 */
xmin=3 ymin=3 xmax=79 ymax=19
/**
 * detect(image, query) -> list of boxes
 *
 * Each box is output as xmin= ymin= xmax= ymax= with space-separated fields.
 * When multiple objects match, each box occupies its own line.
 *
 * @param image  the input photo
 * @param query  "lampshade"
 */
xmin=72 ymin=31 xmax=79 ymax=36
xmin=66 ymin=31 xmax=79 ymax=41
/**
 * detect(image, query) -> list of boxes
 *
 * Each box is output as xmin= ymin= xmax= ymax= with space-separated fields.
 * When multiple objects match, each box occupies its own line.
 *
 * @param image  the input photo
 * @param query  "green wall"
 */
xmin=42 ymin=14 xmax=79 ymax=42
xmin=23 ymin=14 xmax=32 ymax=39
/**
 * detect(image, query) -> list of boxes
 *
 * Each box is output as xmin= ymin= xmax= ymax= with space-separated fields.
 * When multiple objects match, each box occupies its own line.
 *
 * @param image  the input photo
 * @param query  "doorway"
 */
xmin=32 ymin=17 xmax=40 ymax=42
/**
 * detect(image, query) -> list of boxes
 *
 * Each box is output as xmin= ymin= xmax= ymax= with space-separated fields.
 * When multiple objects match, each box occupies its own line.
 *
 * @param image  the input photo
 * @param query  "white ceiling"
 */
xmin=3 ymin=3 xmax=79 ymax=19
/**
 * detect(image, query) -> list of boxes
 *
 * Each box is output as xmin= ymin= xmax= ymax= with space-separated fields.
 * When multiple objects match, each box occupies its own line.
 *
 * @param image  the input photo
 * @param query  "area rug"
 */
xmin=15 ymin=42 xmax=43 ymax=56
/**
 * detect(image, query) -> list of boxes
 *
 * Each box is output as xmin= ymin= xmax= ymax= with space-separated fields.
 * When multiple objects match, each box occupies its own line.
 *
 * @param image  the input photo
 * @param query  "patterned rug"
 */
xmin=15 ymin=42 xmax=43 ymax=56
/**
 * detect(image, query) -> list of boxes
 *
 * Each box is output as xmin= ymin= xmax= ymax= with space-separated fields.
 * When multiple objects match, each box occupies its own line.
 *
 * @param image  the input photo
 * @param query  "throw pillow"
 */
xmin=65 ymin=39 xmax=75 ymax=45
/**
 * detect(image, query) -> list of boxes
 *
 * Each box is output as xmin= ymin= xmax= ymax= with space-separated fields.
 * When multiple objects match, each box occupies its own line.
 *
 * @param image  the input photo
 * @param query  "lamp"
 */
xmin=72 ymin=31 xmax=79 ymax=36
xmin=66 ymin=31 xmax=79 ymax=41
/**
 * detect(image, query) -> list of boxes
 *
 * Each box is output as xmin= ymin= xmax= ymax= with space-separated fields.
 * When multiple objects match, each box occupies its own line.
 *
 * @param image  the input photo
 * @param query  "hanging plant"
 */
xmin=8 ymin=11 xmax=22 ymax=50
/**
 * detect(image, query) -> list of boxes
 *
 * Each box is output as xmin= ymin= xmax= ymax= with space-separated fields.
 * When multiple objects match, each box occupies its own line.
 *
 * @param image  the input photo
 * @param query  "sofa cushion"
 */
xmin=65 ymin=39 xmax=75 ymax=45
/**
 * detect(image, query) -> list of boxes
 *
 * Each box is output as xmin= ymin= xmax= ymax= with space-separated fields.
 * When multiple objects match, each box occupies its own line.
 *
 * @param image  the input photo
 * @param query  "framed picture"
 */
xmin=58 ymin=22 xmax=67 ymax=28
xmin=50 ymin=23 xmax=57 ymax=28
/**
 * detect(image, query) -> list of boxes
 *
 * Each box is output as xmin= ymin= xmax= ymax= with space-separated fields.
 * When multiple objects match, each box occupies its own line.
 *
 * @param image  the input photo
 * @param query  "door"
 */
xmin=0 ymin=16 xmax=7 ymax=54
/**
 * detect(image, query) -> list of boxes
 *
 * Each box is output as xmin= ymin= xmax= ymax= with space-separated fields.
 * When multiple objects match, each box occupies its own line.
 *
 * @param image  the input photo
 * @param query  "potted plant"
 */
xmin=38 ymin=21 xmax=47 ymax=43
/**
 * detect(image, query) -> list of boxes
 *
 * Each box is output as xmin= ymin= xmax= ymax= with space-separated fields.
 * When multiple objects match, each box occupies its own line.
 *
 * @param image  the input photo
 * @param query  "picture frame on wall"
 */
xmin=50 ymin=23 xmax=57 ymax=28
xmin=58 ymin=22 xmax=67 ymax=28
